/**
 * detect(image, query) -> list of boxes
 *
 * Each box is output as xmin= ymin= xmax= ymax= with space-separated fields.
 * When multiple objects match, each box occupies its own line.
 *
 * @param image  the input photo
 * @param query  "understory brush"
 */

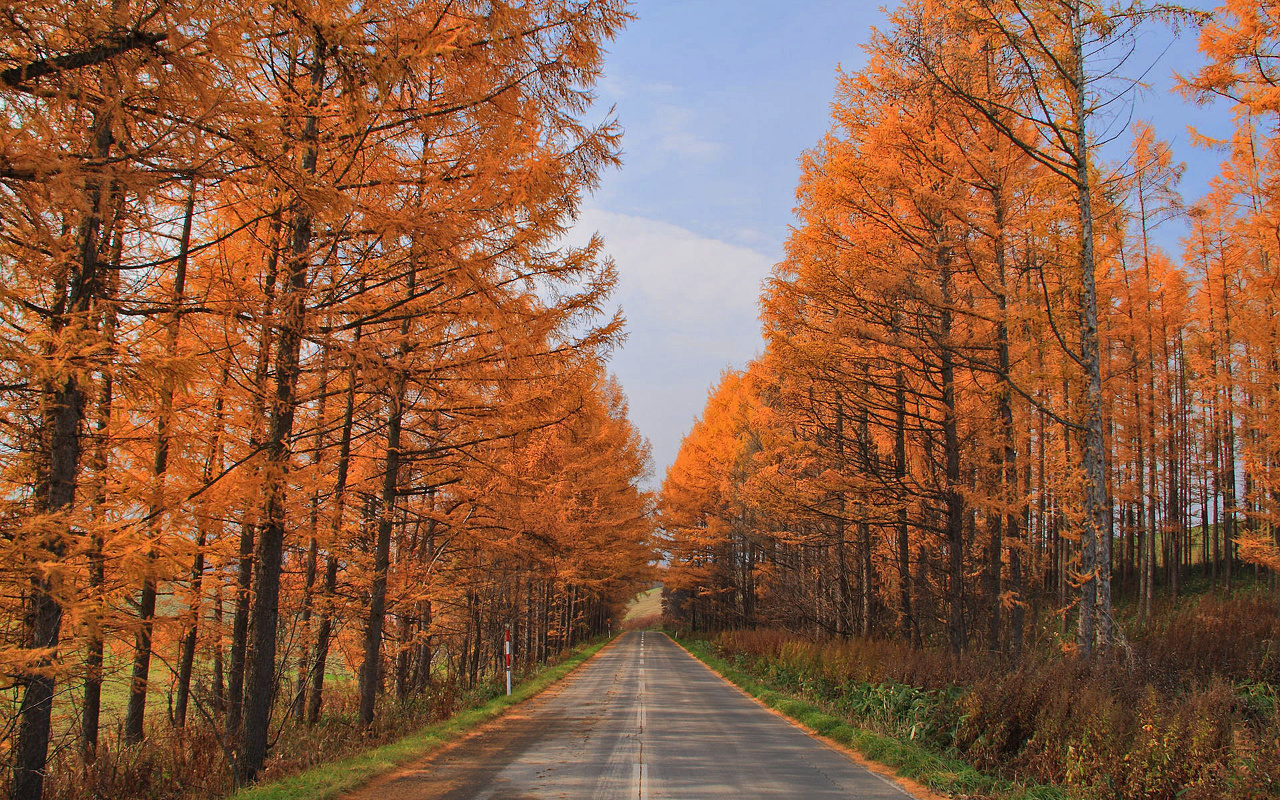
xmin=705 ymin=592 xmax=1280 ymax=799
xmin=45 ymin=679 xmax=498 ymax=800
xmin=30 ymin=638 xmax=608 ymax=800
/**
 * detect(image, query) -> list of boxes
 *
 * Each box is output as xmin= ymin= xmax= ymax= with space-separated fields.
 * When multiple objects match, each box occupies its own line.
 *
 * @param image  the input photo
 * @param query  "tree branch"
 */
xmin=1 ymin=30 xmax=167 ymax=89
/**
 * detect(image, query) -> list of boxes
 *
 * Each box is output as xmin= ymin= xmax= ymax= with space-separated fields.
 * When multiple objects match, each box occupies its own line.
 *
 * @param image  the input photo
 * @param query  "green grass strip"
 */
xmin=230 ymin=637 xmax=614 ymax=800
xmin=675 ymin=637 xmax=1067 ymax=800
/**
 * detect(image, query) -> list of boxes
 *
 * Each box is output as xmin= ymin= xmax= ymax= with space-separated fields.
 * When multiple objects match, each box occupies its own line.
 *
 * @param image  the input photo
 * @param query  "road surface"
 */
xmin=346 ymin=631 xmax=916 ymax=799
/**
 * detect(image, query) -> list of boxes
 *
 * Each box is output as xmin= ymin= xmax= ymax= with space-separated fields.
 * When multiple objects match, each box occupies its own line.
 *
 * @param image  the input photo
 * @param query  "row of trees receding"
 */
xmin=0 ymin=2 xmax=653 ymax=799
xmin=661 ymin=0 xmax=1280 ymax=659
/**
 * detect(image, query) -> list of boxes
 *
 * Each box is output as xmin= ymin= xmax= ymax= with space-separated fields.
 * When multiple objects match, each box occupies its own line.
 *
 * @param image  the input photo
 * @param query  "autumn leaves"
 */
xmin=1 ymin=2 xmax=651 ymax=799
xmin=661 ymin=0 xmax=1280 ymax=665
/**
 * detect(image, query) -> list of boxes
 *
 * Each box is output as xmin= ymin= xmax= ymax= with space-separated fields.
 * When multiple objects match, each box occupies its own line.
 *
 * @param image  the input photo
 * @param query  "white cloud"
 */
xmin=653 ymin=105 xmax=723 ymax=158
xmin=571 ymin=208 xmax=771 ymax=346
xmin=566 ymin=209 xmax=774 ymax=486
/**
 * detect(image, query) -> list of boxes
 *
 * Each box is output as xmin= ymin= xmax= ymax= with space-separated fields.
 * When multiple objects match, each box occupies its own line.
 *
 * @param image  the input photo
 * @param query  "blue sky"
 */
xmin=571 ymin=1 xmax=1233 ymax=488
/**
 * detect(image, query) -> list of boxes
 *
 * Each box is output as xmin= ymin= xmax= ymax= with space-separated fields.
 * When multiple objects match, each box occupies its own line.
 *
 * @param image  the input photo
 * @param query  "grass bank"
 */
xmin=623 ymin=586 xmax=662 ymax=621
xmin=678 ymin=590 xmax=1280 ymax=800
xmin=675 ymin=636 xmax=1065 ymax=800
xmin=230 ymin=636 xmax=613 ymax=800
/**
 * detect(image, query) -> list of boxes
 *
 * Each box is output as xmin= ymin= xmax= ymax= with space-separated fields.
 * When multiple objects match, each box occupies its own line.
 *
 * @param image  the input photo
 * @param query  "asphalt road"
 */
xmin=347 ymin=631 xmax=915 ymax=800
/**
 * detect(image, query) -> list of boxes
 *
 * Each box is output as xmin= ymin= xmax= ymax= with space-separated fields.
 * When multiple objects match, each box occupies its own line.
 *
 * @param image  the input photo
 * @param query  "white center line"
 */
xmin=636 ymin=634 xmax=648 ymax=800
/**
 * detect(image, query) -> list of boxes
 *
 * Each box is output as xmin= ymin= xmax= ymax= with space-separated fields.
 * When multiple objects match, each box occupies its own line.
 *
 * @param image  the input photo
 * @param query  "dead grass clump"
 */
xmin=711 ymin=591 xmax=1280 ymax=799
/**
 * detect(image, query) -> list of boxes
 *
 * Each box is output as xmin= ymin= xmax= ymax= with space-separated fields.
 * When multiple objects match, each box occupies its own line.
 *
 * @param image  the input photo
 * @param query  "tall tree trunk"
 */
xmin=125 ymin=179 xmax=195 ymax=744
xmin=894 ymin=371 xmax=913 ymax=641
xmin=176 ymin=366 xmax=226 ymax=728
xmin=1069 ymin=2 xmax=1110 ymax=656
xmin=237 ymin=32 xmax=325 ymax=779
xmin=360 ymin=255 xmax=414 ymax=726
xmin=82 ymin=226 xmax=121 ymax=760
xmin=238 ymin=223 xmax=310 ymax=781
xmin=12 ymin=111 xmax=113 ymax=800
xmin=308 ymin=328 xmax=360 ymax=725
xmin=992 ymin=183 xmax=1017 ymax=654
xmin=212 ymin=585 xmax=226 ymax=712
xmin=13 ymin=384 xmax=81 ymax=800
xmin=226 ymin=518 xmax=255 ymax=740
xmin=293 ymin=337 xmax=330 ymax=723
xmin=1220 ymin=253 xmax=1238 ymax=590
xmin=227 ymin=212 xmax=281 ymax=742
xmin=307 ymin=556 xmax=340 ymax=724
xmin=939 ymin=243 xmax=966 ymax=656
xmin=831 ymin=395 xmax=852 ymax=636
xmin=359 ymin=371 xmax=405 ymax=726
xmin=856 ymin=396 xmax=873 ymax=638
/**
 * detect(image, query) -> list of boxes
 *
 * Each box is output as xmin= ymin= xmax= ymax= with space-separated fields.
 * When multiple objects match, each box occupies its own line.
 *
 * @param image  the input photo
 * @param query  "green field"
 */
xmin=623 ymin=585 xmax=662 ymax=622
xmin=0 ymin=640 xmax=357 ymax=748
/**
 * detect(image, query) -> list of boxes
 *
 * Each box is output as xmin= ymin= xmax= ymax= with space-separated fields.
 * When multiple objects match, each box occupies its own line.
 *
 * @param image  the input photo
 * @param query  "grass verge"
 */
xmin=229 ymin=637 xmax=614 ymax=800
xmin=674 ymin=636 xmax=1067 ymax=800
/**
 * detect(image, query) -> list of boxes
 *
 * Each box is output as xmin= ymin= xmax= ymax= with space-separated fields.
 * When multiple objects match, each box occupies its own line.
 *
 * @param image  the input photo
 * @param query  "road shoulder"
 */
xmin=230 ymin=637 xmax=617 ymax=800
xmin=667 ymin=634 xmax=958 ymax=800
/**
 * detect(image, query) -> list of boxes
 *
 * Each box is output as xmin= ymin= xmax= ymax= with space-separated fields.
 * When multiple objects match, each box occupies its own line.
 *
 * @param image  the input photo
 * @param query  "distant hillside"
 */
xmin=623 ymin=586 xmax=662 ymax=622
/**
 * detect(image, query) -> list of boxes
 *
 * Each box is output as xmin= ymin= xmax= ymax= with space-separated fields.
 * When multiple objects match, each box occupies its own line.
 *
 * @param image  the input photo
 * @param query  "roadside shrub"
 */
xmin=710 ymin=591 xmax=1280 ymax=800
xmin=1125 ymin=593 xmax=1280 ymax=690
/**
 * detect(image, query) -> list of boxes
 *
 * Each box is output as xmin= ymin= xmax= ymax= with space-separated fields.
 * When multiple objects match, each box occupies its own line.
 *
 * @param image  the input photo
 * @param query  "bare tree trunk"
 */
xmin=12 ymin=111 xmax=113 ymax=800
xmin=359 ymin=254 xmax=414 ymax=726
xmin=213 ymin=585 xmax=226 ymax=712
xmin=125 ymin=179 xmax=195 ymax=744
xmin=939 ymin=244 xmax=967 ymax=656
xmin=235 ymin=22 xmax=329 ymax=777
xmin=993 ymin=182 xmax=1017 ymax=654
xmin=226 ymin=518 xmax=255 ymax=740
xmin=82 ymin=227 xmax=121 ymax=760
xmin=359 ymin=374 xmax=405 ymax=726
xmin=309 ymin=331 xmax=360 ymax=725
xmin=293 ymin=339 xmax=330 ymax=723
xmin=238 ymin=51 xmax=323 ymax=782
xmin=227 ymin=213 xmax=281 ymax=742
xmin=238 ymin=229 xmax=309 ymax=781
xmin=1068 ymin=2 xmax=1110 ymax=656
xmin=238 ymin=213 xmax=312 ymax=782
xmin=176 ymin=367 xmax=226 ymax=728
xmin=895 ymin=372 xmax=913 ymax=641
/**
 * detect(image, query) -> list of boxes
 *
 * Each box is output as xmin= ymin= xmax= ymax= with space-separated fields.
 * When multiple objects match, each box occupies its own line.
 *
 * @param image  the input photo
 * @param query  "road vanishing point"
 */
xmin=346 ymin=631 xmax=917 ymax=799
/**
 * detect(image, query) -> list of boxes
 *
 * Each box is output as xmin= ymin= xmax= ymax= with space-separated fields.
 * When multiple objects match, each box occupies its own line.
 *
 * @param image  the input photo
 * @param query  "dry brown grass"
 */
xmin=709 ymin=591 xmax=1280 ymax=799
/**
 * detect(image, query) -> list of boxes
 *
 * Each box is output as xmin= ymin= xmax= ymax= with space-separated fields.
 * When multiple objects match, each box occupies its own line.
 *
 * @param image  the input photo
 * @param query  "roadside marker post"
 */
xmin=505 ymin=627 xmax=512 ymax=696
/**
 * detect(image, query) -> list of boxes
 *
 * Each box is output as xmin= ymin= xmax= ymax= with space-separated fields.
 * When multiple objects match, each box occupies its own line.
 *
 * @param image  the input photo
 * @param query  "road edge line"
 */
xmin=230 ymin=634 xmax=623 ymax=800
xmin=663 ymin=633 xmax=957 ymax=800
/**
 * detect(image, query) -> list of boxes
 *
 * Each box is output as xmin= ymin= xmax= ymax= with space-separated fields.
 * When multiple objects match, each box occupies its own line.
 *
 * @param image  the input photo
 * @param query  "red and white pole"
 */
xmin=504 ymin=627 xmax=512 ymax=696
